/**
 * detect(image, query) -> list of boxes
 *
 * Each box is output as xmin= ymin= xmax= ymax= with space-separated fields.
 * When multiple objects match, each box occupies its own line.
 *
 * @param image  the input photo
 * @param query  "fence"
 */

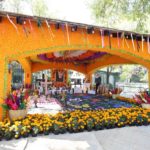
xmin=116 ymin=82 xmax=149 ymax=98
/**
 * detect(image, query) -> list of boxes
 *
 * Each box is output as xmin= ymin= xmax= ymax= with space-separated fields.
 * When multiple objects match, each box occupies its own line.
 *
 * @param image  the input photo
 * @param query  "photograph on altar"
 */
xmin=56 ymin=70 xmax=64 ymax=82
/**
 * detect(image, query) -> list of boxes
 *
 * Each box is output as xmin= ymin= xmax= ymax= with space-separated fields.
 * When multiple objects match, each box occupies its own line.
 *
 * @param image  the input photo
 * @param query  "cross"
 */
xmin=40 ymin=75 xmax=52 ymax=95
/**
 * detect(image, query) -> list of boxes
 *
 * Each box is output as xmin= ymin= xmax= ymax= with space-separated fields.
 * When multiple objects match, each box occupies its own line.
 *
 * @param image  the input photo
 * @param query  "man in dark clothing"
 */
xmin=95 ymin=74 xmax=101 ymax=94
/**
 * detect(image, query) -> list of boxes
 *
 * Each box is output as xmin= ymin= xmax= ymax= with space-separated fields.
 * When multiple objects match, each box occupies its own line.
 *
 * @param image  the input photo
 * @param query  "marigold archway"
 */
xmin=0 ymin=11 xmax=150 ymax=120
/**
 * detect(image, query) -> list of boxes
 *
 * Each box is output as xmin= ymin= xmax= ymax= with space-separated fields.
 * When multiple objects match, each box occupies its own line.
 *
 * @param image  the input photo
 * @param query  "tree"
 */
xmin=0 ymin=0 xmax=5 ymax=11
xmin=4 ymin=0 xmax=23 ymax=13
xmin=88 ymin=0 xmax=150 ymax=33
xmin=30 ymin=0 xmax=48 ymax=17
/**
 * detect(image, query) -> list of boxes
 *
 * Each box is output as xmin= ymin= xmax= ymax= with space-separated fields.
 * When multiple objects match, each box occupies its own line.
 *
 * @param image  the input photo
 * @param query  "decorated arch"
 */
xmin=0 ymin=11 xmax=150 ymax=120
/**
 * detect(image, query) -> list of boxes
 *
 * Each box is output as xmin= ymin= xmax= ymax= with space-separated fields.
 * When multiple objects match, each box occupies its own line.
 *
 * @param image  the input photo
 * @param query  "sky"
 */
xmin=3 ymin=0 xmax=149 ymax=33
xmin=45 ymin=0 xmax=94 ymax=24
xmin=4 ymin=0 xmax=95 ymax=25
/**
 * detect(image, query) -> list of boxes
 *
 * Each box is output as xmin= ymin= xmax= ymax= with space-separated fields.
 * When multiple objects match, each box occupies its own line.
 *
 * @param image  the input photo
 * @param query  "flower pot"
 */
xmin=9 ymin=109 xmax=27 ymax=121
xmin=141 ymin=103 xmax=150 ymax=109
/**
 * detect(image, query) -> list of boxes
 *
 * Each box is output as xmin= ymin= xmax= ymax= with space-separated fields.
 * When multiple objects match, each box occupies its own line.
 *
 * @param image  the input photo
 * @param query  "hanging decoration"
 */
xmin=121 ymin=32 xmax=125 ymax=48
xmin=125 ymin=35 xmax=129 ymax=49
xmin=45 ymin=20 xmax=55 ymax=40
xmin=37 ymin=19 xmax=42 ymax=27
xmin=117 ymin=32 xmax=120 ymax=48
xmin=86 ymin=26 xmax=90 ymax=45
xmin=65 ymin=23 xmax=70 ymax=45
xmin=7 ymin=14 xmax=19 ymax=34
xmin=81 ymin=28 xmax=87 ymax=45
xmin=37 ymin=18 xmax=44 ymax=32
xmin=22 ymin=21 xmax=30 ymax=37
xmin=141 ymin=35 xmax=144 ymax=52
xmin=148 ymin=36 xmax=150 ymax=54
xmin=61 ymin=24 xmax=67 ymax=44
xmin=100 ymin=29 xmax=104 ymax=48
xmin=108 ymin=31 xmax=111 ymax=49
xmin=136 ymin=35 xmax=140 ymax=52
xmin=131 ymin=33 xmax=135 ymax=51
xmin=28 ymin=19 xmax=33 ymax=32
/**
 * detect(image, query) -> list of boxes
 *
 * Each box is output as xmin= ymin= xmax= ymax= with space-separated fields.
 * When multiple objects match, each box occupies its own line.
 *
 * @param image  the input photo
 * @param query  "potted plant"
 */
xmin=133 ymin=90 xmax=150 ymax=109
xmin=2 ymin=89 xmax=30 ymax=120
xmin=110 ymin=88 xmax=122 ymax=99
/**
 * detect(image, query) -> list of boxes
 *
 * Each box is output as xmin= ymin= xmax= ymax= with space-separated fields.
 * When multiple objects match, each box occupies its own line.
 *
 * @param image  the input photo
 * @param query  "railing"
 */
xmin=116 ymin=82 xmax=149 ymax=98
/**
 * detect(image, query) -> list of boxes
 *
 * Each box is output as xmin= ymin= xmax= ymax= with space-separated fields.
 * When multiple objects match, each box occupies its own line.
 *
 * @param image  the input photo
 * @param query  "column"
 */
xmin=0 ymin=57 xmax=9 ymax=120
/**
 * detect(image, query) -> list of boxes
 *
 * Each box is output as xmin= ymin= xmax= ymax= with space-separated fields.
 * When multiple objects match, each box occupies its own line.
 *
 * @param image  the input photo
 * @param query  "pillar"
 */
xmin=0 ymin=57 xmax=9 ymax=120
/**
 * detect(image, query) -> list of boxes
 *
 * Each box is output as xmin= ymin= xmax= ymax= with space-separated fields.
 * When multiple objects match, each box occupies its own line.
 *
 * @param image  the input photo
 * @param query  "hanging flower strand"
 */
xmin=28 ymin=19 xmax=33 ymax=32
xmin=141 ymin=35 xmax=144 ymax=52
xmin=100 ymin=29 xmax=104 ymax=48
xmin=117 ymin=32 xmax=120 ymax=48
xmin=131 ymin=33 xmax=135 ymax=51
xmin=148 ymin=36 xmax=150 ymax=54
xmin=7 ymin=14 xmax=19 ymax=34
xmin=45 ymin=20 xmax=55 ymax=39
xmin=65 ymin=23 xmax=70 ymax=45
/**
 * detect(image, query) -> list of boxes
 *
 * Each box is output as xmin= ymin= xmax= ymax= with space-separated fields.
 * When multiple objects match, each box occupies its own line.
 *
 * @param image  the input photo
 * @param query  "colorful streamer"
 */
xmin=141 ymin=35 xmax=144 ymax=52
xmin=81 ymin=28 xmax=86 ymax=45
xmin=148 ymin=36 xmax=150 ymax=54
xmin=7 ymin=14 xmax=19 ymax=34
xmin=108 ymin=31 xmax=111 ymax=49
xmin=125 ymin=38 xmax=129 ymax=49
xmin=86 ymin=26 xmax=89 ymax=45
xmin=131 ymin=33 xmax=135 ymax=51
xmin=22 ymin=21 xmax=30 ymax=37
xmin=65 ymin=23 xmax=70 ymax=45
xmin=136 ymin=35 xmax=140 ymax=52
xmin=28 ymin=19 xmax=33 ymax=31
xmin=117 ymin=32 xmax=120 ymax=48
xmin=45 ymin=20 xmax=54 ymax=38
xmin=100 ymin=29 xmax=104 ymax=48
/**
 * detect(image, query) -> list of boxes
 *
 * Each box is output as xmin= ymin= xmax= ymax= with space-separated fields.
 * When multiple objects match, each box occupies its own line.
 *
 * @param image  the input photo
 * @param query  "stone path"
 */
xmin=1 ymin=125 xmax=150 ymax=150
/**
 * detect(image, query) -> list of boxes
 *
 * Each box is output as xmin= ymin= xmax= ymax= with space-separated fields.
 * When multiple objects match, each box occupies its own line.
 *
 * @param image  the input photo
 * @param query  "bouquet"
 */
xmin=133 ymin=90 xmax=150 ymax=104
xmin=2 ymin=89 xmax=30 ymax=110
xmin=110 ymin=88 xmax=122 ymax=95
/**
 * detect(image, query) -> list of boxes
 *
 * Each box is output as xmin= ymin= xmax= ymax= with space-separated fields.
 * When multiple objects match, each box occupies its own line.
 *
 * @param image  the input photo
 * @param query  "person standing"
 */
xmin=95 ymin=73 xmax=101 ymax=94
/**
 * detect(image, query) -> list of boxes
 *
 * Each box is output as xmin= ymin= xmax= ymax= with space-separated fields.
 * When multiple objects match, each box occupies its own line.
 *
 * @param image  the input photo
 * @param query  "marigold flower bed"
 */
xmin=0 ymin=107 xmax=150 ymax=140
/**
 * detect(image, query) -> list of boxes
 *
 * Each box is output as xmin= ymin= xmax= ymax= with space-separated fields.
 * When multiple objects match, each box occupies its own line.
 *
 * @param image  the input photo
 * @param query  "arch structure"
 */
xmin=0 ymin=11 xmax=150 ymax=119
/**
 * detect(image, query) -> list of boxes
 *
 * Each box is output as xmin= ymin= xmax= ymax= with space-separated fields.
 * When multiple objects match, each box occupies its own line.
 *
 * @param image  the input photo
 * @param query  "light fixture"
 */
xmin=87 ymin=27 xmax=94 ymax=34
xmin=71 ymin=25 xmax=77 ymax=32
xmin=16 ymin=16 xmax=23 ymax=25
xmin=55 ymin=23 xmax=60 ymax=29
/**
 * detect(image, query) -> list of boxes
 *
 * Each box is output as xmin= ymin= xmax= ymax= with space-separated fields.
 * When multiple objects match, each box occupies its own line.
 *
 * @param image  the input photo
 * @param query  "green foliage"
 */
xmin=30 ymin=0 xmax=48 ymax=17
xmin=1 ymin=104 xmax=9 ymax=110
xmin=88 ymin=0 xmax=150 ymax=33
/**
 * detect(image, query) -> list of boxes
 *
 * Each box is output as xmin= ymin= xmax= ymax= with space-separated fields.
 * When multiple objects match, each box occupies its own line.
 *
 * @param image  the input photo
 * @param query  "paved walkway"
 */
xmin=1 ymin=125 xmax=150 ymax=150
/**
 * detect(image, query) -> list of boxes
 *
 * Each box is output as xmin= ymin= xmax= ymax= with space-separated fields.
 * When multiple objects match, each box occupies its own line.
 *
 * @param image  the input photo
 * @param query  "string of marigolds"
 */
xmin=0 ymin=107 xmax=150 ymax=140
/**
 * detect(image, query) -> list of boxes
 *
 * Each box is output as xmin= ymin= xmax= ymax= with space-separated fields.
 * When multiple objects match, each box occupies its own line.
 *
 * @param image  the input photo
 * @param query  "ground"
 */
xmin=1 ymin=94 xmax=149 ymax=150
xmin=1 ymin=126 xmax=150 ymax=150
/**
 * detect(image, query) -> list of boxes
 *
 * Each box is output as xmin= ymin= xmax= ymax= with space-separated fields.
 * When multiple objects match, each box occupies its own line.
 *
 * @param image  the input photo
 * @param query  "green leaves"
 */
xmin=89 ymin=0 xmax=150 ymax=33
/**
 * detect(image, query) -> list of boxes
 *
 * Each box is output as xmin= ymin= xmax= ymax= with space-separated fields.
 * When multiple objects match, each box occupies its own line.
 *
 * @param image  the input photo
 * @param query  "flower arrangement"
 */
xmin=133 ymin=90 xmax=150 ymax=109
xmin=0 ymin=107 xmax=150 ymax=140
xmin=2 ymin=89 xmax=30 ymax=111
xmin=110 ymin=87 xmax=122 ymax=95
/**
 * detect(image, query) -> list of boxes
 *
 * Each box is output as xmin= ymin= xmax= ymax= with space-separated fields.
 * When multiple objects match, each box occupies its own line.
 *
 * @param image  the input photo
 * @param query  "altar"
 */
xmin=51 ymin=69 xmax=68 ymax=87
